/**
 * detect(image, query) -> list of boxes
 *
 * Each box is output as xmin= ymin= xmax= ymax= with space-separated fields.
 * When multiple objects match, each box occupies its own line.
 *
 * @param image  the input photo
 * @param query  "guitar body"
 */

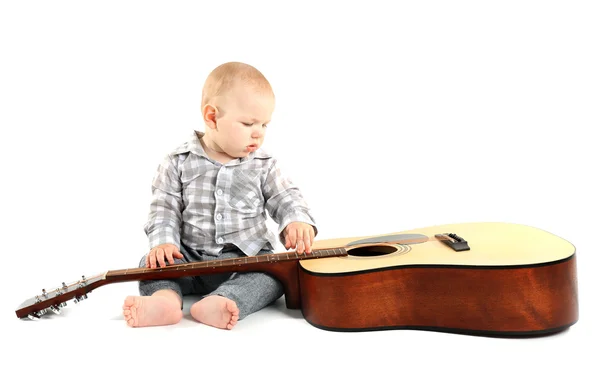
xmin=298 ymin=222 xmax=578 ymax=336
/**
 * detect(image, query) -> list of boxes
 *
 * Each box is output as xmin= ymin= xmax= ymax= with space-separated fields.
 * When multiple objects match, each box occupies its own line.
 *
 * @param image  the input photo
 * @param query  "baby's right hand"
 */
xmin=145 ymin=243 xmax=184 ymax=268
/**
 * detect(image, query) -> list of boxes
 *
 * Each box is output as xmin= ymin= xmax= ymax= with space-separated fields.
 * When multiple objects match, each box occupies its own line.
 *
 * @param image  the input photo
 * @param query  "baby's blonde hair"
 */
xmin=201 ymin=61 xmax=274 ymax=107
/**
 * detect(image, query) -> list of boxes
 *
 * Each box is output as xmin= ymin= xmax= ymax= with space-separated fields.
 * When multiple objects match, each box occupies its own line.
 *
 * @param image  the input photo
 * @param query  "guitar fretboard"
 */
xmin=106 ymin=247 xmax=348 ymax=278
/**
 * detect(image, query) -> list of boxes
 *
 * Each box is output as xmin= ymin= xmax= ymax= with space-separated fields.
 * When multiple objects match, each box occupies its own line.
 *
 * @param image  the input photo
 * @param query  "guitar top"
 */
xmin=303 ymin=222 xmax=575 ymax=274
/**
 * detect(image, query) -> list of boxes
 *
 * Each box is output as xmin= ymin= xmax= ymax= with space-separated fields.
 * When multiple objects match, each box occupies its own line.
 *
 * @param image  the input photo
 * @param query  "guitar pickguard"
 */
xmin=346 ymin=233 xmax=428 ymax=246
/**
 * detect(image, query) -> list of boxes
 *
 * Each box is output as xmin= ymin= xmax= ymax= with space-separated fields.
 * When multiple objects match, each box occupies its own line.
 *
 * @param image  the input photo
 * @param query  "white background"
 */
xmin=1 ymin=1 xmax=598 ymax=369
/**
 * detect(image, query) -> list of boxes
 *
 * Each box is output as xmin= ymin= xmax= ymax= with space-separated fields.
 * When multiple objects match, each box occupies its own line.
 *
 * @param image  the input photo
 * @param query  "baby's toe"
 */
xmin=123 ymin=296 xmax=136 ymax=308
xmin=226 ymin=300 xmax=239 ymax=315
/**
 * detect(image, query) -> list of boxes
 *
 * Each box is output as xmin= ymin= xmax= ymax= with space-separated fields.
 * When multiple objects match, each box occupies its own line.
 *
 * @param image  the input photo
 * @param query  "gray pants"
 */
xmin=138 ymin=248 xmax=284 ymax=320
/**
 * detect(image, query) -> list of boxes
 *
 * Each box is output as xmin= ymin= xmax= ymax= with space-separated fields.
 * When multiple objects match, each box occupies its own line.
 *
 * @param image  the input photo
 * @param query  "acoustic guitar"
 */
xmin=15 ymin=222 xmax=578 ymax=337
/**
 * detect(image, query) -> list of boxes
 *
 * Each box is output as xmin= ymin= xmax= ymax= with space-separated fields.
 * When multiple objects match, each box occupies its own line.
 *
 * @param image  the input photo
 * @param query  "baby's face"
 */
xmin=215 ymin=85 xmax=274 ymax=158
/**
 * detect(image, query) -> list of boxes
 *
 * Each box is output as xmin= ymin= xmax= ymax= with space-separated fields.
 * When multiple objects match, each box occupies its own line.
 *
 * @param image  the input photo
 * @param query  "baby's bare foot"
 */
xmin=190 ymin=295 xmax=240 ymax=330
xmin=122 ymin=296 xmax=183 ymax=327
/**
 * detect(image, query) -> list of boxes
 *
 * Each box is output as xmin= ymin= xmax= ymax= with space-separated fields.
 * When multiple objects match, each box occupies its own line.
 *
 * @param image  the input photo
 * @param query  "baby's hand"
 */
xmin=146 ymin=243 xmax=184 ymax=268
xmin=283 ymin=222 xmax=315 ymax=254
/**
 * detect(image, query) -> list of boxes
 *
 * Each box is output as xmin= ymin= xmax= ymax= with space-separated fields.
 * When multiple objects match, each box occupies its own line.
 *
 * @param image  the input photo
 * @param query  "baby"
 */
xmin=122 ymin=62 xmax=318 ymax=329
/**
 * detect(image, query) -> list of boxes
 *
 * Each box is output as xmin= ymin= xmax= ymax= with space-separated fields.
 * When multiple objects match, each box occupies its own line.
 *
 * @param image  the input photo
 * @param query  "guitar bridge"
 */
xmin=435 ymin=233 xmax=470 ymax=252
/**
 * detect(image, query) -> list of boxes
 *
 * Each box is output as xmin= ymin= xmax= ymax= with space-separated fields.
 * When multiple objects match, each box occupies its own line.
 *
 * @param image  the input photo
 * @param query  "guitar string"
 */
xmin=27 ymin=241 xmax=423 ymax=308
xmin=114 ymin=248 xmax=348 ymax=276
xmin=32 ymin=248 xmax=345 ymax=304
xmin=35 ymin=240 xmax=422 ymax=302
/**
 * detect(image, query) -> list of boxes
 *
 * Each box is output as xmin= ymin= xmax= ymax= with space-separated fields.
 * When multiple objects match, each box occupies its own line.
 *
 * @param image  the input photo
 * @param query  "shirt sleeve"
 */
xmin=143 ymin=154 xmax=184 ymax=250
xmin=262 ymin=159 xmax=318 ymax=244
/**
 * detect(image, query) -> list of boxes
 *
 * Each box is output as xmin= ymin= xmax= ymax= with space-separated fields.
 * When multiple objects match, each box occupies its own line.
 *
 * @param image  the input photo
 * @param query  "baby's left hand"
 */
xmin=283 ymin=222 xmax=315 ymax=254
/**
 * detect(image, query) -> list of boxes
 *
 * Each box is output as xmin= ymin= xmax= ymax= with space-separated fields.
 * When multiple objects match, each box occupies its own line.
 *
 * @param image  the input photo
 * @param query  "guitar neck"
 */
xmin=105 ymin=247 xmax=348 ymax=283
xmin=15 ymin=247 xmax=348 ymax=319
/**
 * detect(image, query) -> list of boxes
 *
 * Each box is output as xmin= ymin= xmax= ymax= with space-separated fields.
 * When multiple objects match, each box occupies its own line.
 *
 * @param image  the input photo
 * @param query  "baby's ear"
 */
xmin=202 ymin=104 xmax=218 ymax=128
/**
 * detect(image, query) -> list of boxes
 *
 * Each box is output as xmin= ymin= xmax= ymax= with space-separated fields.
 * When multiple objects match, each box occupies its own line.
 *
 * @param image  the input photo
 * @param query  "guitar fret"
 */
xmin=107 ymin=247 xmax=347 ymax=279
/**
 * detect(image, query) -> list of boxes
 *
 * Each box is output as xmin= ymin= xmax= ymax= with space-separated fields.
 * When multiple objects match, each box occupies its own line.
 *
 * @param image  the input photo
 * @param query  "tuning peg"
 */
xmin=49 ymin=305 xmax=62 ymax=315
xmin=62 ymin=282 xmax=68 ymax=290
xmin=42 ymin=289 xmax=48 ymax=298
xmin=78 ymin=277 xmax=87 ymax=288
xmin=59 ymin=301 xmax=67 ymax=308
xmin=27 ymin=309 xmax=48 ymax=319
xmin=74 ymin=294 xmax=88 ymax=304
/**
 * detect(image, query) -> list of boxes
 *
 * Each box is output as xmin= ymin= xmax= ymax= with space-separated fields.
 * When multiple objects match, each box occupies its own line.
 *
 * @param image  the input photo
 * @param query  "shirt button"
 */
xmin=217 ymin=237 xmax=224 ymax=244
xmin=216 ymin=189 xmax=223 ymax=196
xmin=216 ymin=213 xmax=222 ymax=221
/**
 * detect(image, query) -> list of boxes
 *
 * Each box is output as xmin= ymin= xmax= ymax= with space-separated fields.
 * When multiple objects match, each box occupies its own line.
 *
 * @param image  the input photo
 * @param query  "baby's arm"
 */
xmin=262 ymin=159 xmax=318 ymax=252
xmin=143 ymin=154 xmax=184 ymax=267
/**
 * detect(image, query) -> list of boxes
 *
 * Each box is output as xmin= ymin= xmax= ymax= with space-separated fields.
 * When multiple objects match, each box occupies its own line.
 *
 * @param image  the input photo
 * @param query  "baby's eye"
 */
xmin=242 ymin=122 xmax=253 ymax=126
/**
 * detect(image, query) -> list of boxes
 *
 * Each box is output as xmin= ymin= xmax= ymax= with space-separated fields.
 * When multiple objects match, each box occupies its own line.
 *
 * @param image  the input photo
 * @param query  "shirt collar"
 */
xmin=174 ymin=131 xmax=271 ymax=162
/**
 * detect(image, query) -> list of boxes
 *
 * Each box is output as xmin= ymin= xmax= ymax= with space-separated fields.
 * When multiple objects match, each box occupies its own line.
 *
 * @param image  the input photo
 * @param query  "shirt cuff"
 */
xmin=147 ymin=227 xmax=181 ymax=249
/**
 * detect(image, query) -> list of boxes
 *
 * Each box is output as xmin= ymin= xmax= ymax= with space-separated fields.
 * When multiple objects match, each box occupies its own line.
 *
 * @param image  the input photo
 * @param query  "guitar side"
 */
xmin=298 ymin=255 xmax=578 ymax=336
xmin=299 ymin=222 xmax=579 ymax=336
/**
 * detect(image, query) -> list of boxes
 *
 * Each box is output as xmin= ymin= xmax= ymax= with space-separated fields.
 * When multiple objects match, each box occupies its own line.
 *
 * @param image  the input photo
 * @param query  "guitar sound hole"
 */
xmin=347 ymin=245 xmax=397 ymax=257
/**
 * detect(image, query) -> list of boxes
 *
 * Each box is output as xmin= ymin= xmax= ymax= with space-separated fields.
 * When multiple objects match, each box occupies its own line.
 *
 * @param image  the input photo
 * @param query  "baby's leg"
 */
xmin=122 ymin=254 xmax=195 ymax=327
xmin=190 ymin=250 xmax=284 ymax=329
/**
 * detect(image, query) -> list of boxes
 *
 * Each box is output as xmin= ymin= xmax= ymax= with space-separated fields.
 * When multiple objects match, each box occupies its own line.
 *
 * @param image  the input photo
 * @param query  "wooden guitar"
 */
xmin=15 ymin=222 xmax=578 ymax=337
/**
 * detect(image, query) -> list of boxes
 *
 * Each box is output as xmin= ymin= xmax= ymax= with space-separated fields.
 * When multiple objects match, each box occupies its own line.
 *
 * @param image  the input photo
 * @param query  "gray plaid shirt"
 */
xmin=143 ymin=131 xmax=318 ymax=257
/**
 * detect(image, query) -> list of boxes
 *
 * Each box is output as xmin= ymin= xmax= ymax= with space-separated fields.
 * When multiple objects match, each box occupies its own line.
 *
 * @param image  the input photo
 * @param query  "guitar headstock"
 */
xmin=15 ymin=274 xmax=106 ymax=320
